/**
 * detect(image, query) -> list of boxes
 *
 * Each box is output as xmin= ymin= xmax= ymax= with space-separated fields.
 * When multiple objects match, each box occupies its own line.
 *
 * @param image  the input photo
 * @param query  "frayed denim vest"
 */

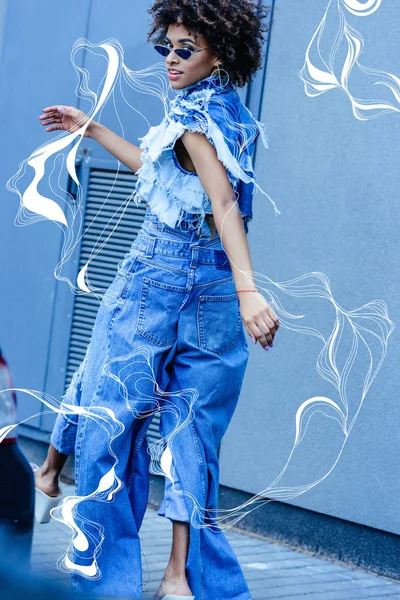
xmin=133 ymin=73 xmax=276 ymax=235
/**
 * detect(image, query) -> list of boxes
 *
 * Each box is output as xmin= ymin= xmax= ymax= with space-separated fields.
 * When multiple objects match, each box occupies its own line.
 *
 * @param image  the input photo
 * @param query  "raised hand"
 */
xmin=38 ymin=105 xmax=94 ymax=138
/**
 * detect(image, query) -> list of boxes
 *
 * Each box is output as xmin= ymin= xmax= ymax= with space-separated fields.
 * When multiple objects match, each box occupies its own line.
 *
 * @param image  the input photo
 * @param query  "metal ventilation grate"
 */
xmin=64 ymin=166 xmax=162 ymax=448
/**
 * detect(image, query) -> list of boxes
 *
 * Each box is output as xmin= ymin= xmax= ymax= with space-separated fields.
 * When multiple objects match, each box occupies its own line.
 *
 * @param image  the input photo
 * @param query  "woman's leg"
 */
xmin=154 ymin=466 xmax=193 ymax=595
xmin=155 ymin=451 xmax=193 ymax=595
xmin=154 ymin=520 xmax=192 ymax=598
xmin=35 ymin=324 xmax=94 ymax=495
xmin=154 ymin=266 xmax=251 ymax=600
xmin=34 ymin=443 xmax=68 ymax=497
xmin=34 ymin=373 xmax=85 ymax=496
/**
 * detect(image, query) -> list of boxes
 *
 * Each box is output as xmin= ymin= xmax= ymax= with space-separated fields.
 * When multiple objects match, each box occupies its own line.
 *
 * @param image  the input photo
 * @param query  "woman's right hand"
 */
xmin=38 ymin=105 xmax=95 ymax=138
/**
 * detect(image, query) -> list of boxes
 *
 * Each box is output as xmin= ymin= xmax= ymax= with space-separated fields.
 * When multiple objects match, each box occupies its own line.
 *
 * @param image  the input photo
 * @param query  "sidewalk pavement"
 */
xmin=31 ymin=484 xmax=400 ymax=600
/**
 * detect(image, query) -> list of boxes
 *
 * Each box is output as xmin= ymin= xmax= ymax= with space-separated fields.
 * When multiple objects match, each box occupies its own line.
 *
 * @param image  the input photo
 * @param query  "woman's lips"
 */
xmin=168 ymin=71 xmax=183 ymax=80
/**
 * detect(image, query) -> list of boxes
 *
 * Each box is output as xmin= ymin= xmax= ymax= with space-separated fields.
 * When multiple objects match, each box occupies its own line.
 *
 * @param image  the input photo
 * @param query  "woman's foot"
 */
xmin=154 ymin=521 xmax=193 ymax=598
xmin=154 ymin=571 xmax=193 ymax=599
xmin=34 ymin=465 xmax=61 ymax=497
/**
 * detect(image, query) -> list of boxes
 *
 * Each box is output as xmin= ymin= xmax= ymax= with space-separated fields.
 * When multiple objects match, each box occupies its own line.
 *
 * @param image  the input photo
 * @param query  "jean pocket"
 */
xmin=136 ymin=277 xmax=182 ymax=346
xmin=197 ymin=292 xmax=242 ymax=355
xmin=101 ymin=251 xmax=141 ymax=306
xmin=116 ymin=248 xmax=143 ymax=277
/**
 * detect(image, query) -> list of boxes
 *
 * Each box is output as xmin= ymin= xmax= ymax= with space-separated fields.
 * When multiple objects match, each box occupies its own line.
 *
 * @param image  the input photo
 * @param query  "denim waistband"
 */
xmin=142 ymin=206 xmax=214 ymax=237
xmin=135 ymin=208 xmax=230 ymax=268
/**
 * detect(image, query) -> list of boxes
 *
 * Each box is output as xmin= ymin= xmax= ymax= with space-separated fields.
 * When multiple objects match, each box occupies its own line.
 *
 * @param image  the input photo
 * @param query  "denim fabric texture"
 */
xmin=50 ymin=206 xmax=252 ymax=599
xmin=134 ymin=73 xmax=270 ymax=235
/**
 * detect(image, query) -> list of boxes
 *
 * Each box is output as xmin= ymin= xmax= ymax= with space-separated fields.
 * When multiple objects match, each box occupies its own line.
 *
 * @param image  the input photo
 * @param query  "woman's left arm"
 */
xmin=180 ymin=130 xmax=279 ymax=349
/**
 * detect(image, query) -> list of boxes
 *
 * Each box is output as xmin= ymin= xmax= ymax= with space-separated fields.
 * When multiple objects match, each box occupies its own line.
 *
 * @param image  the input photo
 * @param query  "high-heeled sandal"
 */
xmin=30 ymin=463 xmax=64 ymax=524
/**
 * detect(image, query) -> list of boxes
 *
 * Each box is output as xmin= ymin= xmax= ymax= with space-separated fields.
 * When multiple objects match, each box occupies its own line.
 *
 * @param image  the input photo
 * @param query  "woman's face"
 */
xmin=162 ymin=22 xmax=219 ymax=90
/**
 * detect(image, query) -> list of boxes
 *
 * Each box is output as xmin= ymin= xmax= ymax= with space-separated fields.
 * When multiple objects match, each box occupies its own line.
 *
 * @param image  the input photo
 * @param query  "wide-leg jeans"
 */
xmin=50 ymin=206 xmax=251 ymax=599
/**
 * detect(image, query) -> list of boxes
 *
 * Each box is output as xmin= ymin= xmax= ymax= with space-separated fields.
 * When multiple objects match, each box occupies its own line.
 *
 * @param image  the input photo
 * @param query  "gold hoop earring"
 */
xmin=211 ymin=63 xmax=230 ymax=88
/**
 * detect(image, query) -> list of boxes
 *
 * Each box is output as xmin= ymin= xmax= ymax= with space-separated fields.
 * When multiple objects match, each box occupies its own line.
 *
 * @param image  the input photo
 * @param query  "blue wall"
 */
xmin=0 ymin=0 xmax=92 ymax=430
xmin=220 ymin=0 xmax=400 ymax=537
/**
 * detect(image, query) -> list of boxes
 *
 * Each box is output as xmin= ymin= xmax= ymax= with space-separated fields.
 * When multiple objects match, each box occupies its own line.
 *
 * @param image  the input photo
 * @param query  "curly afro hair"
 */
xmin=147 ymin=0 xmax=273 ymax=88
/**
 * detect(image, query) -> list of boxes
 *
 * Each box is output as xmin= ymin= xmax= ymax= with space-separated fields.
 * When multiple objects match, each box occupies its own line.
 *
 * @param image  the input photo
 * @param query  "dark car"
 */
xmin=0 ymin=346 xmax=35 ymax=572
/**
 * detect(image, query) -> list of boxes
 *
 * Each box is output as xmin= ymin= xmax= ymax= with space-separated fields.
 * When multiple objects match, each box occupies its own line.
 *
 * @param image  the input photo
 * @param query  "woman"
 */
xmin=35 ymin=1 xmax=279 ymax=599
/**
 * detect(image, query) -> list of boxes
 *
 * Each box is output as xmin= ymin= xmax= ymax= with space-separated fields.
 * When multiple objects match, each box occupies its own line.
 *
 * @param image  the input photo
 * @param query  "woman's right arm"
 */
xmin=89 ymin=121 xmax=144 ymax=174
xmin=39 ymin=105 xmax=144 ymax=174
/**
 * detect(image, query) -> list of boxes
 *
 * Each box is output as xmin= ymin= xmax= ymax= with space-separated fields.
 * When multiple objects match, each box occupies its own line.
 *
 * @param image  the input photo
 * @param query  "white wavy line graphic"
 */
xmin=298 ymin=0 xmax=400 ymax=120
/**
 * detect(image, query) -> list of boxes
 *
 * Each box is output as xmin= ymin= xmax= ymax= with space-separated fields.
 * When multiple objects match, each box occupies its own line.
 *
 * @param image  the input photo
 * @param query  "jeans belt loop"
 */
xmin=190 ymin=246 xmax=199 ymax=269
xmin=145 ymin=236 xmax=156 ymax=258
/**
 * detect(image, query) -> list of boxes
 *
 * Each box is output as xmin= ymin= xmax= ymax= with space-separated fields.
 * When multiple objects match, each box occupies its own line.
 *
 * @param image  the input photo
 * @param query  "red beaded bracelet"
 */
xmin=237 ymin=289 xmax=259 ymax=293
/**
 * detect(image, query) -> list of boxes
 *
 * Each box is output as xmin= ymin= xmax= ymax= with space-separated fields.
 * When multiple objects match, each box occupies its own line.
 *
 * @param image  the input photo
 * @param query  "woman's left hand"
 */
xmin=238 ymin=291 xmax=279 ymax=350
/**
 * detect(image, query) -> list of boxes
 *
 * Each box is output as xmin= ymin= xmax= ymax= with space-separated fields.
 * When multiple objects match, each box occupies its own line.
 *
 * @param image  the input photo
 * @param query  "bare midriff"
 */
xmin=204 ymin=213 xmax=217 ymax=240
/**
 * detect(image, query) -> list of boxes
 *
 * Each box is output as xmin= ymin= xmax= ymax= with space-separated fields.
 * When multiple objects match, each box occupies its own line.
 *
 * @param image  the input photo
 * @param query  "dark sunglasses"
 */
xmin=154 ymin=44 xmax=210 ymax=60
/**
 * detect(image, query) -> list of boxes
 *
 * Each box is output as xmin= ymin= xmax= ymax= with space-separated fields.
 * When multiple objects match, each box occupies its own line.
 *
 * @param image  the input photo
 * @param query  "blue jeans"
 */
xmin=50 ymin=207 xmax=251 ymax=599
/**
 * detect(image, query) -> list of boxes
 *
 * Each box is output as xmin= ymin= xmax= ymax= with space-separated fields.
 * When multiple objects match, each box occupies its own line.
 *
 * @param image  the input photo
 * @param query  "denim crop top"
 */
xmin=133 ymin=73 xmax=279 ymax=235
